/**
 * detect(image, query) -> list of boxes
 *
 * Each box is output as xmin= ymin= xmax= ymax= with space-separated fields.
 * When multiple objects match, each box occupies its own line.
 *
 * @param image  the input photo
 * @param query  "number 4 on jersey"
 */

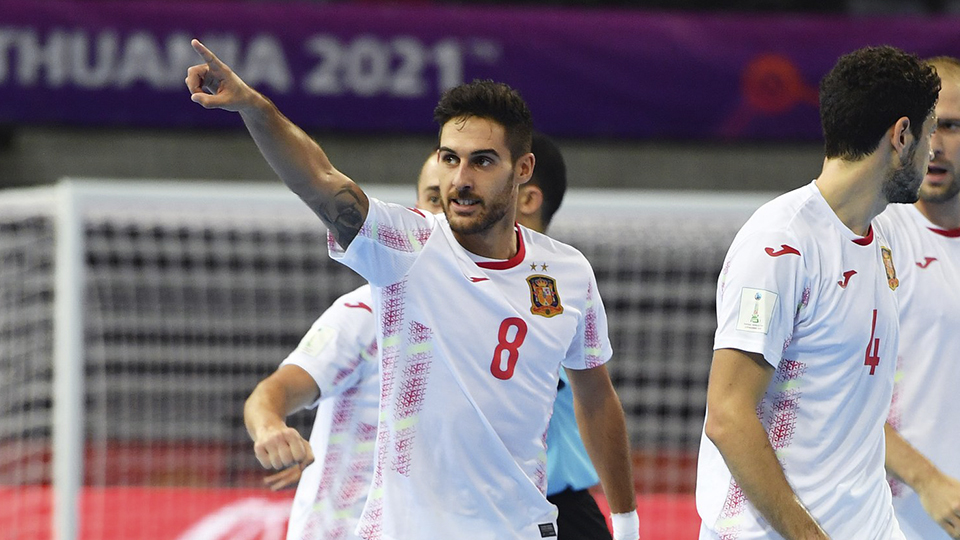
xmin=491 ymin=318 xmax=528 ymax=380
xmin=864 ymin=309 xmax=880 ymax=375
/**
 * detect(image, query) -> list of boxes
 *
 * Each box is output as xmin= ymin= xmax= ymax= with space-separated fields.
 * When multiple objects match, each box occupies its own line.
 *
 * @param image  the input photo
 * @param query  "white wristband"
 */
xmin=610 ymin=509 xmax=640 ymax=540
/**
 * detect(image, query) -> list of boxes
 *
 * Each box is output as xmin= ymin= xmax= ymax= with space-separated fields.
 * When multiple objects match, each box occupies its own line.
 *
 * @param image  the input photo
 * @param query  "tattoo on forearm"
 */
xmin=319 ymin=186 xmax=364 ymax=248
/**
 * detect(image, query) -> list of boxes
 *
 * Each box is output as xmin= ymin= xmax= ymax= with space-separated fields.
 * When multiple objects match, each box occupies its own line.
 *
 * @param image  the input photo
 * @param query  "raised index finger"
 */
xmin=191 ymin=39 xmax=224 ymax=69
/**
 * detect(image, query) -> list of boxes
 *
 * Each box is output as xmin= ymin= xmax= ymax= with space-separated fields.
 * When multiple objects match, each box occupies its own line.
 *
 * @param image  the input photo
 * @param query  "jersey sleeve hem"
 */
xmin=713 ymin=337 xmax=779 ymax=369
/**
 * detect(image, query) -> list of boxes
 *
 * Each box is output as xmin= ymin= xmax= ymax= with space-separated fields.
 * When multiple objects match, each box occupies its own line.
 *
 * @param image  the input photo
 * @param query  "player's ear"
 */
xmin=515 ymin=152 xmax=535 ymax=185
xmin=890 ymin=116 xmax=912 ymax=159
xmin=518 ymin=184 xmax=543 ymax=218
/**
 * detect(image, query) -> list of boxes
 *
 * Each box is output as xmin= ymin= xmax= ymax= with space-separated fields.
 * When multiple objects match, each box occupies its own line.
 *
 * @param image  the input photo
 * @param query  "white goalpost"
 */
xmin=0 ymin=178 xmax=774 ymax=540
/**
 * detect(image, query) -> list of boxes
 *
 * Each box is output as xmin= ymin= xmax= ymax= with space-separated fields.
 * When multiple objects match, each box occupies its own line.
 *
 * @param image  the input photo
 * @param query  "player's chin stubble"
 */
xmin=884 ymin=151 xmax=924 ymax=204
xmin=446 ymin=198 xmax=510 ymax=235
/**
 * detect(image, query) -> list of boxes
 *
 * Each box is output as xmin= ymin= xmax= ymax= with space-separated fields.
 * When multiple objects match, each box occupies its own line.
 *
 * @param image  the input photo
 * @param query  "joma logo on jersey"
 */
xmin=527 ymin=275 xmax=563 ymax=318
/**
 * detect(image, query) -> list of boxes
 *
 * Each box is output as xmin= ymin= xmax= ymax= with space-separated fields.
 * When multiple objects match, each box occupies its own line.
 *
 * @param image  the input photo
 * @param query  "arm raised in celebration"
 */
xmin=185 ymin=39 xmax=368 ymax=249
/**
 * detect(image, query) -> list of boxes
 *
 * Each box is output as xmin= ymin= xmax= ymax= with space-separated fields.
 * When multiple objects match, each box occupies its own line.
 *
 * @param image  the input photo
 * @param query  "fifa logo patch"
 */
xmin=527 ymin=275 xmax=563 ymax=318
xmin=881 ymin=246 xmax=899 ymax=291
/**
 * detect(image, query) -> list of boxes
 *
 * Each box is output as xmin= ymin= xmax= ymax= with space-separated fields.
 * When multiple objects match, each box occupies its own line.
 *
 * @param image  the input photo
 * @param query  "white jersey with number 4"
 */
xmin=282 ymin=285 xmax=380 ymax=540
xmin=329 ymin=197 xmax=612 ymax=540
xmin=877 ymin=203 xmax=960 ymax=540
xmin=697 ymin=181 xmax=905 ymax=540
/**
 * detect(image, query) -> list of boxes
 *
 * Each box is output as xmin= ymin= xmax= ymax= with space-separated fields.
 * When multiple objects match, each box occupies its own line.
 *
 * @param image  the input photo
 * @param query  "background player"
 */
xmin=696 ymin=45 xmax=939 ymax=539
xmin=187 ymin=39 xmax=639 ymax=540
xmin=878 ymin=55 xmax=960 ymax=539
xmin=245 ymin=285 xmax=379 ymax=540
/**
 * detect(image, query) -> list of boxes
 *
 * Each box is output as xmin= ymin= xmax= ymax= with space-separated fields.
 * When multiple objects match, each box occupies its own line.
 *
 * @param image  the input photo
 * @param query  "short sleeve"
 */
xmin=562 ymin=263 xmax=613 ymax=370
xmin=329 ymin=197 xmax=435 ymax=287
xmin=280 ymin=286 xmax=378 ymax=407
xmin=714 ymin=229 xmax=806 ymax=368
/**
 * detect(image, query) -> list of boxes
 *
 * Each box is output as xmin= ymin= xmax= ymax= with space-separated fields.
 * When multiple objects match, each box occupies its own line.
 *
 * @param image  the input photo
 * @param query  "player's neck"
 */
xmin=516 ymin=215 xmax=545 ymax=235
xmin=815 ymin=156 xmax=887 ymax=236
xmin=453 ymin=219 xmax=519 ymax=260
xmin=915 ymin=197 xmax=960 ymax=230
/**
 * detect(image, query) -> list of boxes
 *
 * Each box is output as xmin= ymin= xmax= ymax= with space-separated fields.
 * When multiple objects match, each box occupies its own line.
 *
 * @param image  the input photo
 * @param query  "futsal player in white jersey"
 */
xmin=244 ymin=136 xmax=612 ymax=540
xmin=186 ymin=40 xmax=639 ymax=540
xmin=245 ymin=285 xmax=380 ymax=540
xmin=696 ymin=46 xmax=939 ymax=539
xmin=876 ymin=56 xmax=960 ymax=540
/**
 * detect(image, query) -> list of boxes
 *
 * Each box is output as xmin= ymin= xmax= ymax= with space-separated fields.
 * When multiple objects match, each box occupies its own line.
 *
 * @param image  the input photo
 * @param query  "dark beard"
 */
xmin=884 ymin=144 xmax=923 ymax=204
xmin=447 ymin=195 xmax=511 ymax=235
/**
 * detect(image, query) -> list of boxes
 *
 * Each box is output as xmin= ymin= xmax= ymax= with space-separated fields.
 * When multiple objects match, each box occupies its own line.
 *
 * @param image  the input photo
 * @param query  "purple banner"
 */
xmin=2 ymin=1 xmax=960 ymax=140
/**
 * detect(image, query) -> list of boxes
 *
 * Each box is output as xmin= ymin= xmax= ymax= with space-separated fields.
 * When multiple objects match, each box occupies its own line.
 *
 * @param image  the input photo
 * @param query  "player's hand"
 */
xmin=252 ymin=424 xmax=315 ymax=471
xmin=185 ymin=39 xmax=259 ymax=112
xmin=917 ymin=472 xmax=960 ymax=538
xmin=263 ymin=464 xmax=304 ymax=491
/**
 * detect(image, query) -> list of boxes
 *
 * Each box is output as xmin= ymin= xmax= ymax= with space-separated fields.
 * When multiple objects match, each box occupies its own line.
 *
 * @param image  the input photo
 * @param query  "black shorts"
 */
xmin=547 ymin=488 xmax=613 ymax=540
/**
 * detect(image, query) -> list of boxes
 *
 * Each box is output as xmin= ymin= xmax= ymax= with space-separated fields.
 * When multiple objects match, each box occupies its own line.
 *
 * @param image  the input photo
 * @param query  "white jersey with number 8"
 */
xmin=329 ymin=197 xmax=612 ymax=540
xmin=697 ymin=181 xmax=904 ymax=539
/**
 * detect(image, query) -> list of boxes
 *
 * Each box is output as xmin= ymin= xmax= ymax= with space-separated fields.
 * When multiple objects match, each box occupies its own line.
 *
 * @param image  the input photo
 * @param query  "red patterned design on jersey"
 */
xmin=719 ymin=260 xmax=732 ymax=301
xmin=716 ymin=479 xmax=747 ymax=539
xmin=534 ymin=428 xmax=549 ymax=495
xmin=767 ymin=360 xmax=806 ymax=452
xmin=887 ymin=355 xmax=905 ymax=497
xmin=372 ymin=282 xmax=406 ymax=491
xmin=584 ymin=282 xmax=604 ymax=368
xmin=796 ymin=286 xmax=811 ymax=315
xmin=377 ymin=223 xmax=431 ymax=252
xmin=301 ymin=388 xmax=356 ymax=539
xmin=357 ymin=500 xmax=383 ymax=540
xmin=332 ymin=353 xmax=366 ymax=387
xmin=336 ymin=422 xmax=377 ymax=511
xmin=393 ymin=321 xmax=433 ymax=476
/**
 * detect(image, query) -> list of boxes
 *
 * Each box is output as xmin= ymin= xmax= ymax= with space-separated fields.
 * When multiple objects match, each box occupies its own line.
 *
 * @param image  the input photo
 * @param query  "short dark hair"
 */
xmin=528 ymin=132 xmax=567 ymax=228
xmin=820 ymin=46 xmax=940 ymax=160
xmin=433 ymin=80 xmax=534 ymax=164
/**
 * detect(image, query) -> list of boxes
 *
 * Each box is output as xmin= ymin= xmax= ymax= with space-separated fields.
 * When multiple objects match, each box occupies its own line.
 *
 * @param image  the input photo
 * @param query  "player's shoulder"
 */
xmin=734 ymin=183 xmax=823 ymax=250
xmin=368 ymin=196 xmax=438 ymax=224
xmin=336 ymin=283 xmax=373 ymax=305
xmin=875 ymin=203 xmax=918 ymax=232
xmin=748 ymin=183 xmax=817 ymax=230
xmin=321 ymin=284 xmax=375 ymax=322
xmin=522 ymin=225 xmax=589 ymax=262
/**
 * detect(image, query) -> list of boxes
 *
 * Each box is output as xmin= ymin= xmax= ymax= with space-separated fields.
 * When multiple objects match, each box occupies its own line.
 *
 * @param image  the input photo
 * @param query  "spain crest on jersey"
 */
xmin=527 ymin=275 xmax=563 ymax=318
xmin=881 ymin=246 xmax=899 ymax=291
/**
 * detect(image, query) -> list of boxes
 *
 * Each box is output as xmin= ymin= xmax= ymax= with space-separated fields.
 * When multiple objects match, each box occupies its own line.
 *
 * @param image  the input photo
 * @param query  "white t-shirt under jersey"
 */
xmin=697 ymin=181 xmax=904 ymax=540
xmin=877 ymin=203 xmax=960 ymax=540
xmin=282 ymin=285 xmax=380 ymax=540
xmin=329 ymin=197 xmax=612 ymax=540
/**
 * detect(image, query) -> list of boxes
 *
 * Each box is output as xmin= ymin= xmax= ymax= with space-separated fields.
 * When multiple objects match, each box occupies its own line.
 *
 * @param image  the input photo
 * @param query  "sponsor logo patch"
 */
xmin=736 ymin=288 xmax=778 ymax=334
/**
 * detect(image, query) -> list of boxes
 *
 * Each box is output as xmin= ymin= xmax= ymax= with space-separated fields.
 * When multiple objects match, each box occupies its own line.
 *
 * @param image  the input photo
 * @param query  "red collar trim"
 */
xmin=407 ymin=207 xmax=425 ymax=217
xmin=476 ymin=224 xmax=525 ymax=270
xmin=929 ymin=226 xmax=960 ymax=238
xmin=852 ymin=225 xmax=874 ymax=246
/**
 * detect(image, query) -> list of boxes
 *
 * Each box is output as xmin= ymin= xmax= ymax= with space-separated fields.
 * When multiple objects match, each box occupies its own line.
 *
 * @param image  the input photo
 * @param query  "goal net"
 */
xmin=0 ymin=179 xmax=772 ymax=540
